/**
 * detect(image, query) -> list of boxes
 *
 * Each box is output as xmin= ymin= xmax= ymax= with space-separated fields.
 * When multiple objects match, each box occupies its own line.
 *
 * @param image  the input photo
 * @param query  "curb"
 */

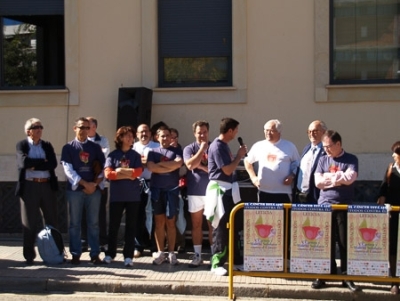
xmin=0 ymin=277 xmax=398 ymax=300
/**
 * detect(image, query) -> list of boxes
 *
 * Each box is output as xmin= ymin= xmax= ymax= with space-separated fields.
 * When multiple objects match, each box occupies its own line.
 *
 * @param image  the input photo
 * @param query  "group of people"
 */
xmin=15 ymin=116 xmax=400 ymax=294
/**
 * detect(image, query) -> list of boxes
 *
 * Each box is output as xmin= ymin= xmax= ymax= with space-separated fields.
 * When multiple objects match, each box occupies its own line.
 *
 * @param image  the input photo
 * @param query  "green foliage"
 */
xmin=164 ymin=57 xmax=228 ymax=84
xmin=3 ymin=24 xmax=37 ymax=87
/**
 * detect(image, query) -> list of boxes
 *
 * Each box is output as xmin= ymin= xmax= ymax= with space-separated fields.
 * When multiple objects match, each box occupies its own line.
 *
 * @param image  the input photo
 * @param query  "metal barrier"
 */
xmin=228 ymin=203 xmax=400 ymax=300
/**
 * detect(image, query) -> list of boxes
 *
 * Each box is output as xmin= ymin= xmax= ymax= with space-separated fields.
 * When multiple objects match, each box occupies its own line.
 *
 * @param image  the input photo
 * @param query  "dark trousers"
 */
xmin=212 ymin=191 xmax=243 ymax=266
xmin=293 ymin=189 xmax=318 ymax=204
xmin=258 ymin=191 xmax=290 ymax=204
xmin=106 ymin=201 xmax=140 ymax=259
xmin=82 ymin=188 xmax=108 ymax=246
xmin=134 ymin=189 xmax=151 ymax=252
xmin=331 ymin=210 xmax=347 ymax=274
xmin=20 ymin=181 xmax=57 ymax=261
xmin=258 ymin=191 xmax=291 ymax=258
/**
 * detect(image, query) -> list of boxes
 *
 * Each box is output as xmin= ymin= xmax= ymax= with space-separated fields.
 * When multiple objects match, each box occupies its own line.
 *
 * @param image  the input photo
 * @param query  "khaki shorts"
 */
xmin=188 ymin=195 xmax=207 ymax=213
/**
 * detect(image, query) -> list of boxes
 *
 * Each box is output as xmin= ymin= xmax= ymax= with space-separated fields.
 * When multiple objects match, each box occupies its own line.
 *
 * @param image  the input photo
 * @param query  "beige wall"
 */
xmin=0 ymin=0 xmax=397 ymax=182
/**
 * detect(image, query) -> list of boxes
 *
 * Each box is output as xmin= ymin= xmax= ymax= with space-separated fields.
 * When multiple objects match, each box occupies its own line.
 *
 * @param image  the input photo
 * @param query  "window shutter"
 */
xmin=0 ymin=0 xmax=64 ymax=16
xmin=158 ymin=0 xmax=232 ymax=57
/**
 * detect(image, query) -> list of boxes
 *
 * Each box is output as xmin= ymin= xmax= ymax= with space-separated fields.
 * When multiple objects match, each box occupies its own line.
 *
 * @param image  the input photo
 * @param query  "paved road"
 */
xmin=0 ymin=238 xmax=397 ymax=300
xmin=0 ymin=292 xmax=340 ymax=301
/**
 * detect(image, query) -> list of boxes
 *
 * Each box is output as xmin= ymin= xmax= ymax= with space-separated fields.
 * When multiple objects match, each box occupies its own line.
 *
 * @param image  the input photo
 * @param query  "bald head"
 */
xmin=307 ymin=120 xmax=327 ymax=146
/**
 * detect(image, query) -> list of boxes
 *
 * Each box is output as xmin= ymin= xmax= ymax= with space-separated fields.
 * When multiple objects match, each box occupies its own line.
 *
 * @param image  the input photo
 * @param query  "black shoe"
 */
xmin=90 ymin=255 xmax=104 ymax=265
xmin=70 ymin=255 xmax=81 ymax=265
xmin=25 ymin=259 xmax=34 ymax=266
xmin=311 ymin=279 xmax=326 ymax=289
xmin=342 ymin=280 xmax=361 ymax=292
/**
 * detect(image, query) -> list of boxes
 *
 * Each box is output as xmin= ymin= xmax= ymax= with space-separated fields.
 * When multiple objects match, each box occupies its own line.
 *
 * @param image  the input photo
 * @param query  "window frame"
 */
xmin=314 ymin=0 xmax=400 ymax=103
xmin=141 ymin=0 xmax=247 ymax=105
xmin=0 ymin=0 xmax=65 ymax=90
xmin=0 ymin=0 xmax=78 ymax=107
xmin=329 ymin=0 xmax=400 ymax=85
xmin=157 ymin=0 xmax=233 ymax=88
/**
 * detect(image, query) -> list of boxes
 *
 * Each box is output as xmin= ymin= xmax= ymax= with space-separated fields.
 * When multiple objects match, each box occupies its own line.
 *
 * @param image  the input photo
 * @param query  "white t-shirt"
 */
xmin=133 ymin=140 xmax=159 ymax=180
xmin=246 ymin=139 xmax=300 ymax=194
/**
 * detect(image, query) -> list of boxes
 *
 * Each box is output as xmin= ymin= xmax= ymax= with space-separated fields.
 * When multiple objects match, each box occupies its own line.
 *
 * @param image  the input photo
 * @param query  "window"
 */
xmin=158 ymin=0 xmax=232 ymax=88
xmin=0 ymin=0 xmax=64 ymax=89
xmin=330 ymin=0 xmax=400 ymax=84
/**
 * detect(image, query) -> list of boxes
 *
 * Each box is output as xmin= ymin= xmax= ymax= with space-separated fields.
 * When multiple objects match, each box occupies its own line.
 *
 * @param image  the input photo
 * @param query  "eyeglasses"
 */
xmin=77 ymin=126 xmax=90 ymax=130
xmin=264 ymin=129 xmax=277 ymax=134
xmin=30 ymin=125 xmax=43 ymax=130
xmin=308 ymin=130 xmax=320 ymax=134
xmin=323 ymin=144 xmax=335 ymax=149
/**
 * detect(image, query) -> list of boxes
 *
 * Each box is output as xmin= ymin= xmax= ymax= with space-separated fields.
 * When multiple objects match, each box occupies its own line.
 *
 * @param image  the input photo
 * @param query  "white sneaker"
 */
xmin=134 ymin=250 xmax=141 ymax=258
xmin=103 ymin=255 xmax=112 ymax=264
xmin=168 ymin=252 xmax=179 ymax=266
xmin=124 ymin=257 xmax=133 ymax=267
xmin=152 ymin=251 xmax=167 ymax=265
xmin=188 ymin=254 xmax=203 ymax=268
xmin=211 ymin=266 xmax=227 ymax=276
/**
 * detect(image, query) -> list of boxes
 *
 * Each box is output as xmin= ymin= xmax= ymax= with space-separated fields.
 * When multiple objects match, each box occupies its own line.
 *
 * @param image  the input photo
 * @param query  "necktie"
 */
xmin=298 ymin=147 xmax=316 ymax=192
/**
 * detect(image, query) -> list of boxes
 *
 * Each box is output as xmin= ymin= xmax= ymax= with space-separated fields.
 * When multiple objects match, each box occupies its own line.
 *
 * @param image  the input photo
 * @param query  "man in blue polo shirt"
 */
xmin=205 ymin=117 xmax=247 ymax=276
xmin=61 ymin=117 xmax=105 ymax=265
xmin=147 ymin=126 xmax=183 ymax=266
xmin=183 ymin=120 xmax=213 ymax=267
xmin=311 ymin=130 xmax=361 ymax=292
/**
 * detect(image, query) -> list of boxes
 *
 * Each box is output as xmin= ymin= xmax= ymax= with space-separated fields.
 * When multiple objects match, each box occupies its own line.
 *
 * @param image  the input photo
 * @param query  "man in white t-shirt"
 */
xmin=132 ymin=124 xmax=159 ymax=257
xmin=244 ymin=119 xmax=300 ymax=203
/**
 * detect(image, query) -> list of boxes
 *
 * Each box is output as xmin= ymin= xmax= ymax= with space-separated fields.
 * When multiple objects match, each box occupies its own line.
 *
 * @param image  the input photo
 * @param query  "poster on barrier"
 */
xmin=290 ymin=204 xmax=331 ymax=274
xmin=348 ymin=205 xmax=389 ymax=276
xmin=243 ymin=203 xmax=284 ymax=271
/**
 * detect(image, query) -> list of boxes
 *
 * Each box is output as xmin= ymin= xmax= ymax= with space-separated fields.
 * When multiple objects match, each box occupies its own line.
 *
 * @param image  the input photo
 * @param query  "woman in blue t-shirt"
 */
xmin=103 ymin=126 xmax=143 ymax=267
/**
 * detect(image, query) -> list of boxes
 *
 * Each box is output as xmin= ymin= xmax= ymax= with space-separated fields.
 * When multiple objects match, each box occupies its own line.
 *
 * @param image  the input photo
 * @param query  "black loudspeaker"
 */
xmin=117 ymin=87 xmax=153 ymax=130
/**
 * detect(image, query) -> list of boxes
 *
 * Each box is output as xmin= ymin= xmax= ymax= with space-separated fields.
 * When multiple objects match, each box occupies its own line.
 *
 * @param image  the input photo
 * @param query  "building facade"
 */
xmin=0 ymin=0 xmax=398 ymax=232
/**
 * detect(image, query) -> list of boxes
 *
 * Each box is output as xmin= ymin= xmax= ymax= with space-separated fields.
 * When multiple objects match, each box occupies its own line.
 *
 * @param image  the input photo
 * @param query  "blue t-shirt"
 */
xmin=61 ymin=139 xmax=105 ymax=191
xmin=105 ymin=149 xmax=142 ymax=203
xmin=183 ymin=141 xmax=210 ymax=196
xmin=148 ymin=146 xmax=183 ymax=189
xmin=208 ymin=138 xmax=235 ymax=183
xmin=316 ymin=151 xmax=358 ymax=205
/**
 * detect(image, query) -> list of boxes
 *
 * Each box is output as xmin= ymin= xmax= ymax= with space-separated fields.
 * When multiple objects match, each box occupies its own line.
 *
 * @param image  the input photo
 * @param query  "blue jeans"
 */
xmin=67 ymin=190 xmax=101 ymax=258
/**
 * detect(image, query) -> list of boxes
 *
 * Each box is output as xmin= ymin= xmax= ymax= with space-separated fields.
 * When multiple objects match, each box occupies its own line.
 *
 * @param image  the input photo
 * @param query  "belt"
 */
xmin=26 ymin=178 xmax=49 ymax=183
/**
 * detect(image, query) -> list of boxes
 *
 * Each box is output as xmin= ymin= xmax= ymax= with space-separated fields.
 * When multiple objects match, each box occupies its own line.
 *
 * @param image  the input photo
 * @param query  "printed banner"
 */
xmin=244 ymin=203 xmax=284 ymax=271
xmin=348 ymin=205 xmax=389 ymax=276
xmin=290 ymin=204 xmax=332 ymax=274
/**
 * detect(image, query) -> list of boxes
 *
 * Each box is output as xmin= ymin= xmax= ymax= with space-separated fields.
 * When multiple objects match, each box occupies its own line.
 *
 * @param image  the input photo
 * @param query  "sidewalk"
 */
xmin=0 ymin=238 xmax=396 ymax=300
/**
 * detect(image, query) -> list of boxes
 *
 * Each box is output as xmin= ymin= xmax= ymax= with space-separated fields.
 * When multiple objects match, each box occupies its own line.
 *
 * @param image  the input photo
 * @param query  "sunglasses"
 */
xmin=30 ymin=125 xmax=43 ymax=130
xmin=77 ymin=126 xmax=90 ymax=130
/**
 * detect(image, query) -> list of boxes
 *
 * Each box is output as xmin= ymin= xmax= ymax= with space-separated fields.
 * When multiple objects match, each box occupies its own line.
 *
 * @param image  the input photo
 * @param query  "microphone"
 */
xmin=237 ymin=137 xmax=247 ymax=157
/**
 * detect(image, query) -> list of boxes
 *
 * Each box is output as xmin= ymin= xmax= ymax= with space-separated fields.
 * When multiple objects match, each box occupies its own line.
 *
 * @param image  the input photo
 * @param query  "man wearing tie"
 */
xmin=293 ymin=120 xmax=327 ymax=204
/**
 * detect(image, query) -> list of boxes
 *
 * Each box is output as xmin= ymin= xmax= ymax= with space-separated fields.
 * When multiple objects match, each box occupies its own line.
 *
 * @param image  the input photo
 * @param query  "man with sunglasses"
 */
xmin=16 ymin=118 xmax=59 ymax=265
xmin=61 ymin=117 xmax=105 ymax=265
xmin=80 ymin=116 xmax=110 ymax=253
